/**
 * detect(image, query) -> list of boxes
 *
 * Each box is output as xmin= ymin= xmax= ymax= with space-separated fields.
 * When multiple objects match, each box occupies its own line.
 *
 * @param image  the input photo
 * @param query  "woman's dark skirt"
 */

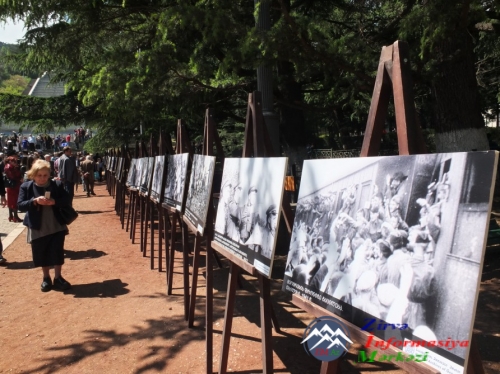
xmin=31 ymin=230 xmax=66 ymax=267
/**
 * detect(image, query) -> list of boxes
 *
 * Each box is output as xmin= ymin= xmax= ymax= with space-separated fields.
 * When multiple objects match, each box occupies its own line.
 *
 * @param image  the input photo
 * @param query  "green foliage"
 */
xmin=0 ymin=0 xmax=499 ymax=152
xmin=0 ymin=74 xmax=29 ymax=94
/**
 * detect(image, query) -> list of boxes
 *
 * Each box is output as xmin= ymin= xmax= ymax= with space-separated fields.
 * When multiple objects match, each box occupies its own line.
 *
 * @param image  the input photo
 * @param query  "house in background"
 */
xmin=22 ymin=71 xmax=65 ymax=97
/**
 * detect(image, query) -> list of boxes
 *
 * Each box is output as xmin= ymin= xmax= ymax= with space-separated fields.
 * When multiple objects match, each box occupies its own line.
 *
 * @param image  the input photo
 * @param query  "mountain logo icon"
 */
xmin=301 ymin=316 xmax=352 ymax=362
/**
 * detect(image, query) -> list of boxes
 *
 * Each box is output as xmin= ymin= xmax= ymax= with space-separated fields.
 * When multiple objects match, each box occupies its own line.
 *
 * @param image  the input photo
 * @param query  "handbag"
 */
xmin=3 ymin=175 xmax=16 ymax=188
xmin=59 ymin=206 xmax=79 ymax=225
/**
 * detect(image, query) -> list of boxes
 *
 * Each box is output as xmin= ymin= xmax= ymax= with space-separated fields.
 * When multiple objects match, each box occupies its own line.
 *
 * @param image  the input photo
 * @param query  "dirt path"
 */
xmin=0 ymin=183 xmax=498 ymax=373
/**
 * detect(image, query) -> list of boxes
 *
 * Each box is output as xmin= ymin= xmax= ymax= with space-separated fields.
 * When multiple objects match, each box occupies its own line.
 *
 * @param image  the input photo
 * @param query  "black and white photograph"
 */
xmin=140 ymin=157 xmax=155 ymax=196
xmin=133 ymin=157 xmax=146 ymax=190
xmin=126 ymin=158 xmax=138 ymax=188
xmin=105 ymin=156 xmax=111 ymax=171
xmin=163 ymin=153 xmax=189 ymax=211
xmin=150 ymin=155 xmax=166 ymax=203
xmin=214 ymin=157 xmax=288 ymax=278
xmin=184 ymin=155 xmax=216 ymax=235
xmin=115 ymin=157 xmax=124 ymax=181
xmin=282 ymin=151 xmax=498 ymax=372
xmin=110 ymin=157 xmax=117 ymax=173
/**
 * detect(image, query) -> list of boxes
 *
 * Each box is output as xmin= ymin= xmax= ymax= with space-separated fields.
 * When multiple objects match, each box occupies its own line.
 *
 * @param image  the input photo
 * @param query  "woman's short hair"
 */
xmin=27 ymin=160 xmax=51 ymax=180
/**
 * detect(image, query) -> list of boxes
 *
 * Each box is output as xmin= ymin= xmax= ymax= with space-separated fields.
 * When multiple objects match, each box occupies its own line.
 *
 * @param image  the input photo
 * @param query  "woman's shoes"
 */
xmin=12 ymin=217 xmax=22 ymax=223
xmin=8 ymin=217 xmax=12 ymax=222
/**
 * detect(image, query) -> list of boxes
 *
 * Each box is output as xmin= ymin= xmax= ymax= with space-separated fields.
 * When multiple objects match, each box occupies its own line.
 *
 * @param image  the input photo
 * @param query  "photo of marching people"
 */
xmin=163 ymin=154 xmax=189 ymax=211
xmin=126 ymin=158 xmax=137 ymax=188
xmin=140 ymin=157 xmax=154 ymax=196
xmin=184 ymin=155 xmax=216 ymax=235
xmin=283 ymin=151 xmax=497 ymax=369
xmin=214 ymin=157 xmax=288 ymax=277
xmin=133 ymin=157 xmax=145 ymax=190
xmin=150 ymin=155 xmax=165 ymax=203
xmin=115 ymin=157 xmax=124 ymax=181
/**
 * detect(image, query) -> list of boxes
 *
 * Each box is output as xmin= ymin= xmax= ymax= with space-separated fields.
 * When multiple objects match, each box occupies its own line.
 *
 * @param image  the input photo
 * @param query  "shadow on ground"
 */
xmin=22 ymin=315 xmax=203 ymax=374
xmin=62 ymin=279 xmax=129 ymax=298
xmin=64 ymin=248 xmax=107 ymax=260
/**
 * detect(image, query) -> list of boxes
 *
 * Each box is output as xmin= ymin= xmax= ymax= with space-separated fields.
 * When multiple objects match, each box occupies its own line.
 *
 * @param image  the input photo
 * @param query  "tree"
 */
xmin=0 ymin=0 xmax=499 ymax=153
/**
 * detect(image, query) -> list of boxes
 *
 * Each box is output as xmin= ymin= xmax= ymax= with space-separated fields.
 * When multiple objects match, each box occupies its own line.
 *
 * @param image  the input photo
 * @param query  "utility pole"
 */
xmin=255 ymin=0 xmax=280 ymax=155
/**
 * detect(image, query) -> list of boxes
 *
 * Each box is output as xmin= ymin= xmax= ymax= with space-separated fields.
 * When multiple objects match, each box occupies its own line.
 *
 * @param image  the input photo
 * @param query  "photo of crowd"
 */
xmin=140 ymin=157 xmax=154 ymax=196
xmin=163 ymin=153 xmax=189 ymax=210
xmin=283 ymin=151 xmax=497 ymax=367
xmin=126 ymin=158 xmax=137 ymax=188
xmin=214 ymin=157 xmax=287 ymax=277
xmin=150 ymin=155 xmax=165 ymax=203
xmin=184 ymin=155 xmax=216 ymax=235
xmin=133 ymin=157 xmax=145 ymax=190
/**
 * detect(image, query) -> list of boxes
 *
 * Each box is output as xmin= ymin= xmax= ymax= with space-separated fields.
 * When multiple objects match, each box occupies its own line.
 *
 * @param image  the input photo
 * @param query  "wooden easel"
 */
xmin=131 ymin=141 xmax=147 ymax=245
xmin=142 ymin=134 xmax=158 ymax=258
xmin=126 ymin=141 xmax=139 ymax=236
xmin=149 ymin=131 xmax=175 ymax=271
xmin=210 ymin=91 xmax=289 ymax=374
xmin=177 ymin=108 xmax=225 ymax=373
xmin=164 ymin=120 xmax=193 ymax=322
xmin=292 ymin=40 xmax=485 ymax=374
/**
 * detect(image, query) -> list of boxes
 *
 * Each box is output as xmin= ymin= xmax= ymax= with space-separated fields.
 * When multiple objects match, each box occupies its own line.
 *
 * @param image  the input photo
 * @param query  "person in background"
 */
xmin=0 ymin=172 xmax=8 ymax=264
xmin=18 ymin=160 xmax=72 ymax=291
xmin=96 ymin=158 xmax=104 ymax=182
xmin=80 ymin=155 xmax=96 ymax=196
xmin=58 ymin=146 xmax=78 ymax=206
xmin=28 ymin=134 xmax=36 ymax=152
xmin=4 ymin=156 xmax=23 ymax=222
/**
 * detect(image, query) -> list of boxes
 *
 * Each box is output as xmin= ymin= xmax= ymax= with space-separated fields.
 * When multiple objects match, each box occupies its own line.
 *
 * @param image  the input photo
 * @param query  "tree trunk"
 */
xmin=432 ymin=28 xmax=488 ymax=152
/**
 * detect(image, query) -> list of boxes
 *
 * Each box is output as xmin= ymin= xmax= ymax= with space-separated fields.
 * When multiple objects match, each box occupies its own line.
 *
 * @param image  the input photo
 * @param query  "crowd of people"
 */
xmin=285 ymin=169 xmax=450 ymax=334
xmin=0 ymin=146 xmax=106 ymax=282
xmin=0 ymin=127 xmax=93 ymax=154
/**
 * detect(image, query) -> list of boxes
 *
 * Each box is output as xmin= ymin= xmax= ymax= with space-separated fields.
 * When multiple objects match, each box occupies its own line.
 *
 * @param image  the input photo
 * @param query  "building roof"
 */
xmin=23 ymin=72 xmax=66 ymax=97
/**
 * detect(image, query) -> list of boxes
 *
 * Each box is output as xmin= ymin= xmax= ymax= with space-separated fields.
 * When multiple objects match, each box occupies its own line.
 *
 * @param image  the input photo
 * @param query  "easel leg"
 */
xmin=167 ymin=213 xmax=177 ymax=295
xmin=158 ymin=208 xmax=163 ymax=273
xmin=143 ymin=199 xmax=149 ymax=257
xmin=212 ymin=250 xmax=223 ymax=269
xmin=218 ymin=263 xmax=239 ymax=374
xmin=188 ymin=234 xmax=201 ymax=327
xmin=139 ymin=197 xmax=144 ymax=251
xmin=321 ymin=359 xmax=341 ymax=374
xmin=131 ymin=193 xmax=137 ymax=242
xmin=150 ymin=201 xmax=155 ymax=269
xmin=259 ymin=275 xmax=273 ymax=374
xmin=206 ymin=241 xmax=213 ymax=374
xmin=121 ymin=184 xmax=126 ymax=229
xmin=467 ymin=336 xmax=485 ymax=374
xmin=182 ymin=220 xmax=190 ymax=321
xmin=126 ymin=191 xmax=132 ymax=233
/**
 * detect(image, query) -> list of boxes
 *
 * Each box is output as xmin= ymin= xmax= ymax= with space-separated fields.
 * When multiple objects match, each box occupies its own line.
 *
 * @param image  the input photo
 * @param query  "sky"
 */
xmin=0 ymin=19 xmax=25 ymax=44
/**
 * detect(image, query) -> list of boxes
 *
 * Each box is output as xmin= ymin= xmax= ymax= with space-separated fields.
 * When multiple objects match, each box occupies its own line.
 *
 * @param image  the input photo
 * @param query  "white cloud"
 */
xmin=1 ymin=19 xmax=26 ymax=44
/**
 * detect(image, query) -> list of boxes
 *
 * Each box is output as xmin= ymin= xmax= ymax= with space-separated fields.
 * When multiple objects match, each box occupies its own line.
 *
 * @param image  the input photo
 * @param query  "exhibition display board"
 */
xmin=213 ymin=157 xmax=288 ymax=278
xmin=184 ymin=154 xmax=216 ymax=236
xmin=163 ymin=153 xmax=189 ymax=211
xmin=283 ymin=151 xmax=498 ymax=373
xmin=150 ymin=155 xmax=166 ymax=203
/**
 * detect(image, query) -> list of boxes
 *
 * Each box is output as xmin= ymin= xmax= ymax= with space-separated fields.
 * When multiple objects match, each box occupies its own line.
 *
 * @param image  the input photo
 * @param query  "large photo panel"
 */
xmin=163 ymin=153 xmax=189 ymax=211
xmin=139 ymin=157 xmax=155 ymax=196
xmin=184 ymin=155 xmax=216 ymax=235
xmin=214 ymin=157 xmax=288 ymax=278
xmin=150 ymin=155 xmax=166 ymax=203
xmin=126 ymin=158 xmax=138 ymax=188
xmin=282 ymin=151 xmax=498 ymax=373
xmin=133 ymin=157 xmax=146 ymax=190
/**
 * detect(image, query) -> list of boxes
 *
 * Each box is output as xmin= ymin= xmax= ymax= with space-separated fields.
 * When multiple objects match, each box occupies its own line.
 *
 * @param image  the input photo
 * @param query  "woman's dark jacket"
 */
xmin=17 ymin=180 xmax=71 ymax=229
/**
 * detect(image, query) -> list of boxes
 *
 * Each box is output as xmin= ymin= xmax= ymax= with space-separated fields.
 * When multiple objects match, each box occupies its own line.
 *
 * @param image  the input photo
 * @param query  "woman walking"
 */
xmin=18 ymin=160 xmax=72 ymax=292
xmin=4 ymin=156 xmax=22 ymax=222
